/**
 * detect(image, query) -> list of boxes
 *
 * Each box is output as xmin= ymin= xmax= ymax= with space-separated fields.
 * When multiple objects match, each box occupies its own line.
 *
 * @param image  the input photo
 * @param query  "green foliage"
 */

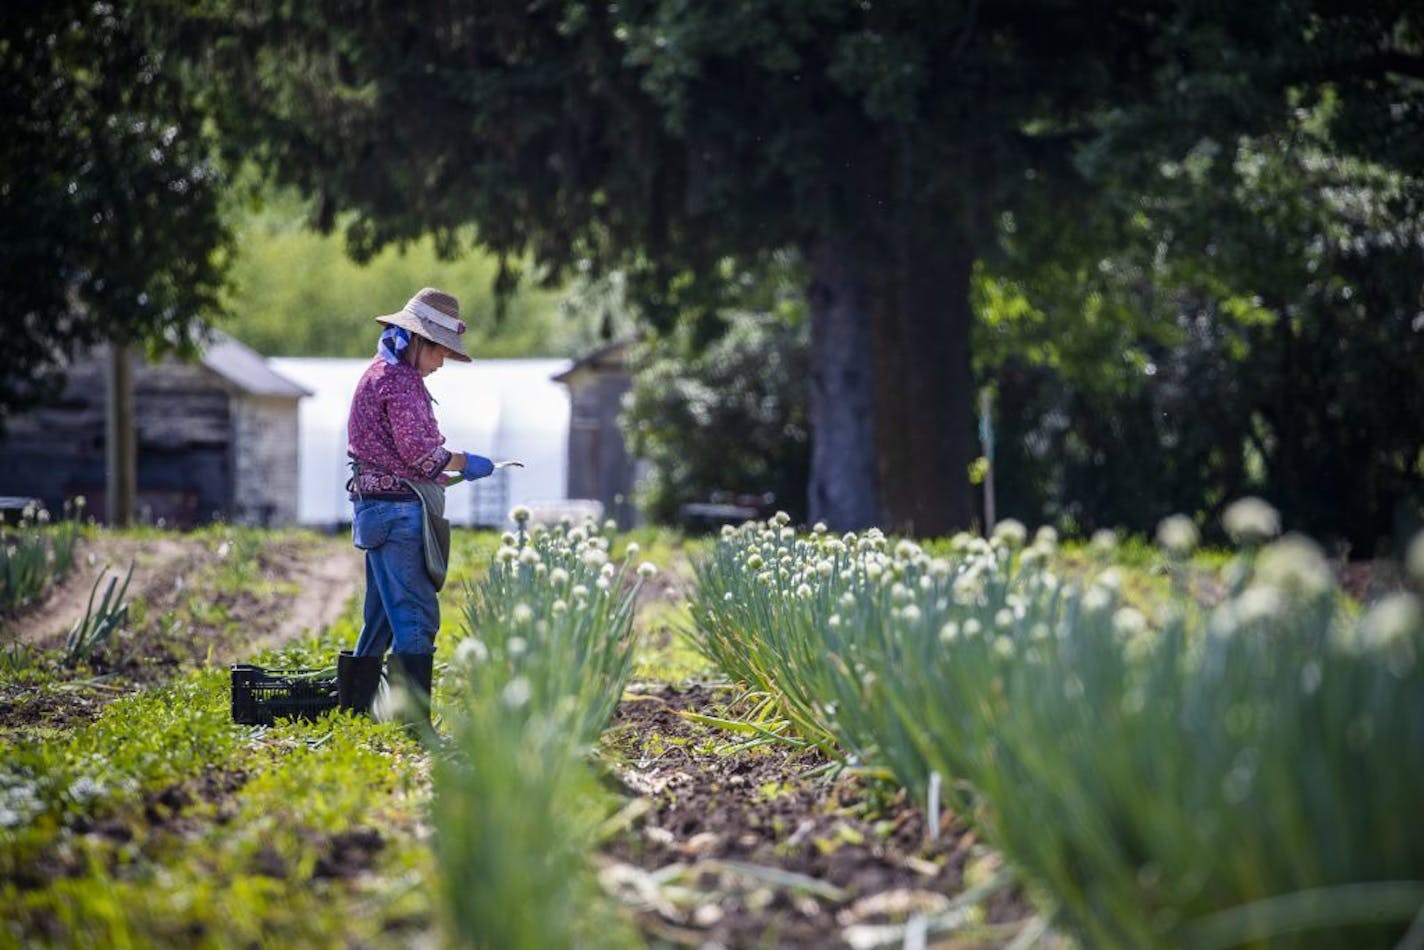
xmin=62 ymin=563 xmax=134 ymax=667
xmin=2 ymin=622 xmax=436 ymax=947
xmin=691 ymin=512 xmax=1424 ymax=947
xmin=219 ymin=192 xmax=616 ymax=358
xmin=0 ymin=3 xmax=229 ymax=426
xmin=623 ymin=309 xmax=811 ymax=524
xmin=434 ymin=516 xmax=649 ymax=948
xmin=0 ymin=502 xmax=83 ymax=613
xmin=980 ymin=108 xmax=1424 ymax=551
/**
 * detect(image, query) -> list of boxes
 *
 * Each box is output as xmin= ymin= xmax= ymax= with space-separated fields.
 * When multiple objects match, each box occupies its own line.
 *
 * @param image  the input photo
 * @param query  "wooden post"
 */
xmin=106 ymin=342 xmax=136 ymax=526
xmin=979 ymin=389 xmax=996 ymax=535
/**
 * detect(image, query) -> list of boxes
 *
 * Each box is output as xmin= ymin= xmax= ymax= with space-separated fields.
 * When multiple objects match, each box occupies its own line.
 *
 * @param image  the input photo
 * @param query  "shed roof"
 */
xmin=550 ymin=338 xmax=634 ymax=385
xmin=202 ymin=331 xmax=312 ymax=398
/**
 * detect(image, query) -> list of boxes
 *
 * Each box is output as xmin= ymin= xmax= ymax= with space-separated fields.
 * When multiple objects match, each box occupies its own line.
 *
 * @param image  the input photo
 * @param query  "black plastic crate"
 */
xmin=230 ymin=664 xmax=339 ymax=725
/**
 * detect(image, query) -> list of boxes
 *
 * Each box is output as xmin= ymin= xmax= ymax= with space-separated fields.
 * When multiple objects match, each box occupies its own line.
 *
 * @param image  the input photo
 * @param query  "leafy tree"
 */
xmin=220 ymin=193 xmax=608 ymax=358
xmin=176 ymin=0 xmax=1177 ymax=532
xmin=0 ymin=3 xmax=228 ymax=426
xmin=622 ymin=306 xmax=810 ymax=525
xmin=181 ymin=0 xmax=1422 ymax=535
xmin=981 ymin=109 xmax=1424 ymax=552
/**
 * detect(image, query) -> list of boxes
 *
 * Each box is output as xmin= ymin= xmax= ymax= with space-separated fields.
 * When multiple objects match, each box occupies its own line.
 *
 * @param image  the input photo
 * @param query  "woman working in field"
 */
xmin=336 ymin=287 xmax=495 ymax=729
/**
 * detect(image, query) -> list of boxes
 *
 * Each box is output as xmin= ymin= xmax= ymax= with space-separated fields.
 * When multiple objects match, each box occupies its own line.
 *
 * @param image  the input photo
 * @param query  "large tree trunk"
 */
xmin=805 ymin=237 xmax=880 ymax=530
xmin=874 ymin=240 xmax=977 ymax=537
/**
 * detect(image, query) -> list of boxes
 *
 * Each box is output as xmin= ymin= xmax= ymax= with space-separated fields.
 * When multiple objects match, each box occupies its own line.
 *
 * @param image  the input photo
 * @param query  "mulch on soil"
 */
xmin=600 ymin=683 xmax=1034 ymax=948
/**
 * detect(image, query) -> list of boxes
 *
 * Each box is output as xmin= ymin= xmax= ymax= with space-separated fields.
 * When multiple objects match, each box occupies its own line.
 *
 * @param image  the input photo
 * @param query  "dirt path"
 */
xmin=2 ymin=530 xmax=363 ymax=667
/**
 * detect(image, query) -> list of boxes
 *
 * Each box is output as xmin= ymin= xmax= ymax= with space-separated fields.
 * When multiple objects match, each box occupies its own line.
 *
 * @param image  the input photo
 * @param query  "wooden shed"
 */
xmin=0 ymin=332 xmax=310 ymax=527
xmin=552 ymin=339 xmax=642 ymax=528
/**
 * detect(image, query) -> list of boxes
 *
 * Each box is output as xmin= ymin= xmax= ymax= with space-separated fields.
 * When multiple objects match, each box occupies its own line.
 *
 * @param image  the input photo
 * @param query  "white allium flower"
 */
xmin=779 ymin=527 xmax=796 ymax=542
xmin=510 ymin=504 xmax=532 ymax=524
xmin=601 ymin=562 xmax=616 ymax=578
xmin=1034 ymin=525 xmax=1058 ymax=548
xmin=773 ymin=510 xmax=792 ymax=527
xmin=1156 ymin=515 xmax=1199 ymax=557
xmin=572 ymin=584 xmax=589 ymax=600
xmin=839 ymin=591 xmax=856 ymax=609
xmin=891 ymin=582 xmax=911 ymax=604
xmin=1407 ymin=530 xmax=1424 ymax=584
xmin=1097 ymin=568 xmax=1123 ymax=592
xmin=993 ymin=636 xmax=1015 ymax=658
xmin=1236 ymin=586 xmax=1285 ymax=626
xmin=721 ymin=524 xmax=737 ymax=540
xmin=551 ymin=599 xmax=568 ymax=615
xmin=816 ymin=559 xmax=834 ymax=578
xmin=1222 ymin=497 xmax=1281 ymax=546
xmin=454 ymin=637 xmax=489 ymax=666
xmin=939 ymin=622 xmax=960 ymax=643
xmin=723 ymin=591 xmax=734 ymax=603
xmin=501 ymin=677 xmax=532 ymax=709
xmin=518 ymin=547 xmax=540 ymax=566
xmin=929 ymin=558 xmax=952 ymax=578
xmin=1256 ymin=534 xmax=1334 ymax=597
xmin=1083 ymin=585 xmax=1114 ymax=615
xmin=624 ymin=542 xmax=640 ymax=559
xmin=828 ymin=614 xmax=842 ymax=628
xmin=747 ymin=553 xmax=764 ymax=570
xmin=604 ymin=518 xmax=618 ymax=534
xmin=995 ymin=608 xmax=1014 ymax=630
xmin=512 ymin=603 xmax=534 ymax=624
xmin=596 ymin=576 xmax=612 ymax=591
xmin=963 ymin=618 xmax=983 ymax=638
xmin=549 ymin=567 xmax=570 ymax=587
xmin=1345 ymin=593 xmax=1422 ymax=673
xmin=501 ymin=531 xmax=517 ymax=546
xmin=812 ymin=521 xmax=828 ymax=535
xmin=569 ymin=527 xmax=587 ymax=544
xmin=901 ymin=604 xmax=922 ymax=623
xmin=583 ymin=548 xmax=609 ymax=569
xmin=894 ymin=539 xmax=922 ymax=561
xmin=1090 ymin=528 xmax=1118 ymax=556
xmin=866 ymin=562 xmax=884 ymax=581
xmin=637 ymin=561 xmax=657 ymax=579
xmin=507 ymin=636 xmax=528 ymax=657
xmin=1112 ymin=606 xmax=1148 ymax=638
xmin=992 ymin=519 xmax=1028 ymax=549
xmin=496 ymin=545 xmax=519 ymax=564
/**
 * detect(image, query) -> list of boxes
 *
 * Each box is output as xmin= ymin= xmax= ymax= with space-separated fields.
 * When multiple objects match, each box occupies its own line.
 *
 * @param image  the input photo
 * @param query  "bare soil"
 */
xmin=601 ymin=684 xmax=1035 ymax=948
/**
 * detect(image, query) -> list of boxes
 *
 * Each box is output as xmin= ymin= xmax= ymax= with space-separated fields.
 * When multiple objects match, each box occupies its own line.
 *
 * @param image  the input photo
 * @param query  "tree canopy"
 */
xmin=0 ymin=3 xmax=228 ymax=425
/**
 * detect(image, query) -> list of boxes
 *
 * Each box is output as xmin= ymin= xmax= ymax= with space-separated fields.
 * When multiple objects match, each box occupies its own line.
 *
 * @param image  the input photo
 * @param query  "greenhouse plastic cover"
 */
xmin=270 ymin=357 xmax=572 ymax=527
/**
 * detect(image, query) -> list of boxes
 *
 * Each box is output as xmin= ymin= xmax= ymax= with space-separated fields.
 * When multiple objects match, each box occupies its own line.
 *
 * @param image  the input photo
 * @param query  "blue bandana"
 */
xmin=378 ymin=326 xmax=411 ymax=365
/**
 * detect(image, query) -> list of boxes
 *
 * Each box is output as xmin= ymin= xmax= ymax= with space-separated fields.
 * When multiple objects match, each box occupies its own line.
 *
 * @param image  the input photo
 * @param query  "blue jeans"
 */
xmin=350 ymin=499 xmax=438 ymax=657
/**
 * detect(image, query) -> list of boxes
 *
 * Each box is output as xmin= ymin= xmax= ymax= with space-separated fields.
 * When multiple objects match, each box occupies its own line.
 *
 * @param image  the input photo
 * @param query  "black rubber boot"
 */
xmin=337 ymin=650 xmax=384 ymax=716
xmin=389 ymin=652 xmax=435 ymax=738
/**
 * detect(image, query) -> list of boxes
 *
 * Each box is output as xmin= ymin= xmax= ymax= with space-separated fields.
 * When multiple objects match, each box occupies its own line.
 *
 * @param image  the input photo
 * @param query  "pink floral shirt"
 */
xmin=346 ymin=358 xmax=452 ymax=496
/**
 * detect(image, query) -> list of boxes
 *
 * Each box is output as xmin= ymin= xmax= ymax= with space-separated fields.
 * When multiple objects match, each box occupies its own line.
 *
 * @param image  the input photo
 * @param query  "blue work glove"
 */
xmin=461 ymin=452 xmax=495 ymax=481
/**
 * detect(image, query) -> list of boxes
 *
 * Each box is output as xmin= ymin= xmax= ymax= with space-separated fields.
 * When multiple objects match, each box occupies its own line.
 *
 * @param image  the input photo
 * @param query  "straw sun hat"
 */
xmin=374 ymin=287 xmax=473 ymax=362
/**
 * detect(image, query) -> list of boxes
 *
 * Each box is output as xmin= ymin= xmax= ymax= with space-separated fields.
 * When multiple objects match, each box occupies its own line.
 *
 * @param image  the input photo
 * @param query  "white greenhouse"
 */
xmin=270 ymin=357 xmax=573 ymax=527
